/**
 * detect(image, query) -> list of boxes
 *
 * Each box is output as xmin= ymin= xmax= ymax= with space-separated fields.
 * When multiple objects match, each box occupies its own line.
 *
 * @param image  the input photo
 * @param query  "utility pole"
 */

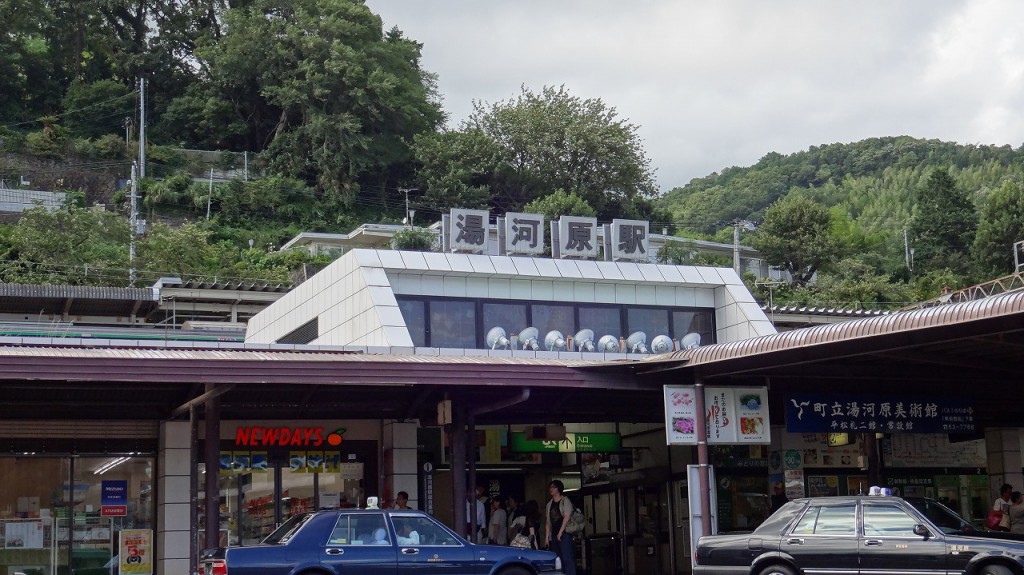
xmin=206 ymin=168 xmax=214 ymax=219
xmin=129 ymin=162 xmax=138 ymax=286
xmin=399 ymin=187 xmax=417 ymax=226
xmin=733 ymin=221 xmax=741 ymax=273
xmin=138 ymin=78 xmax=146 ymax=179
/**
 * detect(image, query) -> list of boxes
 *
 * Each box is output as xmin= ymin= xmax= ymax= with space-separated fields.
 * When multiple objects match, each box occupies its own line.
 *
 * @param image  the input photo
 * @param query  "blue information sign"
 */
xmin=785 ymin=394 xmax=975 ymax=434
xmin=101 ymin=480 xmax=129 ymax=516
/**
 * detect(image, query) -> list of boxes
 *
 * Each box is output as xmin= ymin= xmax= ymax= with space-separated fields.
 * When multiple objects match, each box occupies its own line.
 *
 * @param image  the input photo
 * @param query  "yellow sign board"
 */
xmin=119 ymin=529 xmax=153 ymax=575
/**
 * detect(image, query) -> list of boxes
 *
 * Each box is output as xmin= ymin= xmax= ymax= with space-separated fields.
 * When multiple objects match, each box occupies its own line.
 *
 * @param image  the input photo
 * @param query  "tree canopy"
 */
xmin=751 ymin=196 xmax=841 ymax=288
xmin=414 ymin=85 xmax=657 ymax=221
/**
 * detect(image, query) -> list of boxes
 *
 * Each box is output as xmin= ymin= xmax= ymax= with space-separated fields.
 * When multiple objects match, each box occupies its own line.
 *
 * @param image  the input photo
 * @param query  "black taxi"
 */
xmin=693 ymin=495 xmax=1024 ymax=575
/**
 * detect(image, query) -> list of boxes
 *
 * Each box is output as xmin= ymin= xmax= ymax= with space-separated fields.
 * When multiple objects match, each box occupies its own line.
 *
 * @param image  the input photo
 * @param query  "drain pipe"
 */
xmin=465 ymin=387 xmax=531 ymax=541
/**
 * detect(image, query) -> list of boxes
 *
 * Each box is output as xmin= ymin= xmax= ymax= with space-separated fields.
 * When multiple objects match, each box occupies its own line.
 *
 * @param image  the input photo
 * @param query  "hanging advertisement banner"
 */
xmin=664 ymin=386 xmax=771 ymax=445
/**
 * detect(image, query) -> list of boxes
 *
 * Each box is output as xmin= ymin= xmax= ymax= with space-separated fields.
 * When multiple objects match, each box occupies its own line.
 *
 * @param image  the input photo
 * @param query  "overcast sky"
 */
xmin=365 ymin=0 xmax=1024 ymax=192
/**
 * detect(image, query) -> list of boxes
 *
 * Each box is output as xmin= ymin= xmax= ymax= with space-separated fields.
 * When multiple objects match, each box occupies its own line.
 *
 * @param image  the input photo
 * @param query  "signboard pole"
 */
xmin=694 ymin=378 xmax=713 ymax=537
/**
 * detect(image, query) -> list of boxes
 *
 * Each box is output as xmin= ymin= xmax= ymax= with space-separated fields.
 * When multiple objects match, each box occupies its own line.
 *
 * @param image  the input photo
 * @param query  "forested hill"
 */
xmin=661 ymin=136 xmax=1024 ymax=238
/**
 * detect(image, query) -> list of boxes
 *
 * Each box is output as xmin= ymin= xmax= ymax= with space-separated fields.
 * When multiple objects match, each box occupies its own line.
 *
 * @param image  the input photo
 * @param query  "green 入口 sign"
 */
xmin=509 ymin=432 xmax=621 ymax=453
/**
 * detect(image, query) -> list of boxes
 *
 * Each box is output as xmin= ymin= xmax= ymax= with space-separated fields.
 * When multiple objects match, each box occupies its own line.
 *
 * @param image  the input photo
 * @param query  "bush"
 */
xmin=94 ymin=134 xmax=126 ymax=159
xmin=0 ymin=127 xmax=25 ymax=153
xmin=146 ymin=145 xmax=187 ymax=168
xmin=70 ymin=138 xmax=98 ymax=159
xmin=392 ymin=227 xmax=436 ymax=251
xmin=24 ymin=130 xmax=64 ymax=158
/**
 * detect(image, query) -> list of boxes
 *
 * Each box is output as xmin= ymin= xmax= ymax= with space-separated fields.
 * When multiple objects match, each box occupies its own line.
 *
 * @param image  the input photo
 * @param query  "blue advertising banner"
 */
xmin=785 ymin=395 xmax=975 ymax=434
xmin=101 ymin=480 xmax=128 ymax=517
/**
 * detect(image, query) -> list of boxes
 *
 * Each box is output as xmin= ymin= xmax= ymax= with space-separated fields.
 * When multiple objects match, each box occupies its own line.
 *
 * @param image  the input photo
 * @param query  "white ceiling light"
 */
xmin=519 ymin=327 xmax=540 ymax=351
xmin=651 ymin=335 xmax=673 ymax=354
xmin=93 ymin=456 xmax=130 ymax=475
xmin=597 ymin=335 xmax=620 ymax=352
xmin=544 ymin=330 xmax=566 ymax=351
xmin=681 ymin=332 xmax=702 ymax=350
xmin=573 ymin=329 xmax=595 ymax=352
xmin=486 ymin=326 xmax=510 ymax=350
xmin=626 ymin=331 xmax=648 ymax=354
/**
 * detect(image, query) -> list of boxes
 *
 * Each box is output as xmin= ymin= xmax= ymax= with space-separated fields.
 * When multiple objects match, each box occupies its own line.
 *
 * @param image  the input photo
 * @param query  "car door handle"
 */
xmin=864 ymin=540 xmax=883 ymax=546
xmin=401 ymin=548 xmax=419 ymax=555
xmin=325 ymin=548 xmax=344 ymax=555
xmin=786 ymin=538 xmax=804 ymax=545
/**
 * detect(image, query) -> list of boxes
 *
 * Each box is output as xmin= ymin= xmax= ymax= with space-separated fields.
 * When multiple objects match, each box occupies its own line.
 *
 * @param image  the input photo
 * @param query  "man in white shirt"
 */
xmin=466 ymin=489 xmax=486 ymax=542
xmin=489 ymin=496 xmax=508 ymax=545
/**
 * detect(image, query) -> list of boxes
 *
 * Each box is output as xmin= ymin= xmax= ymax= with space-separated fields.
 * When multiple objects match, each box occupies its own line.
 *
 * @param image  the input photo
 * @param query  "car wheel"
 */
xmin=498 ymin=566 xmax=532 ymax=575
xmin=759 ymin=563 xmax=798 ymax=575
xmin=978 ymin=565 xmax=1013 ymax=575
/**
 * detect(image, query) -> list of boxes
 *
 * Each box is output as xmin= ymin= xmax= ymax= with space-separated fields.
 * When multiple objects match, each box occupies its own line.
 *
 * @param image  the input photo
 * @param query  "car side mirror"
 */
xmin=913 ymin=524 xmax=931 ymax=538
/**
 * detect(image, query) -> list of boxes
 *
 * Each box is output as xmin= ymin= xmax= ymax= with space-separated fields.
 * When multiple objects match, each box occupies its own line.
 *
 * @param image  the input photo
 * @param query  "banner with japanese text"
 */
xmin=784 ymin=394 xmax=975 ymax=433
xmin=664 ymin=386 xmax=771 ymax=445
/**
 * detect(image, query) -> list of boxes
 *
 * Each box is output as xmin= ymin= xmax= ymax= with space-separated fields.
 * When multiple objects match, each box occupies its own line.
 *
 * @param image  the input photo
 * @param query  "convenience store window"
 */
xmin=0 ymin=455 xmax=154 ymax=575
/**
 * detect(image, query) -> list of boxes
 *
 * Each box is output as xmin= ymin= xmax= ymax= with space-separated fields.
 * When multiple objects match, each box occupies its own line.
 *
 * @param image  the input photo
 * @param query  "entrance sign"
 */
xmin=119 ymin=529 xmax=153 ymax=575
xmin=664 ymin=386 xmax=771 ymax=445
xmin=610 ymin=219 xmax=649 ymax=260
xmin=504 ymin=212 xmax=545 ymax=255
xmin=509 ymin=432 xmax=621 ymax=453
xmin=784 ymin=394 xmax=975 ymax=433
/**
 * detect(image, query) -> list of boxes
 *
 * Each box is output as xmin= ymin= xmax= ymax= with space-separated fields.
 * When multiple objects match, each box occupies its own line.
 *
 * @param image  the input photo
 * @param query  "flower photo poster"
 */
xmin=664 ymin=386 xmax=771 ymax=445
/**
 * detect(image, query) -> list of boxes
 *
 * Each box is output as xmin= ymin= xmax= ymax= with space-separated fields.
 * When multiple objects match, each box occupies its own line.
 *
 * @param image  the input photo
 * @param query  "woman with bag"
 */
xmin=545 ymin=480 xmax=577 ymax=575
xmin=510 ymin=500 xmax=542 ymax=550
xmin=992 ymin=483 xmax=1013 ymax=531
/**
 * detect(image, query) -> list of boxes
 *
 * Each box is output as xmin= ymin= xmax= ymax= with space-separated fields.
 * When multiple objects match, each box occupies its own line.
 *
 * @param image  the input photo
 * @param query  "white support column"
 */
xmin=158 ymin=421 xmax=193 ymax=575
xmin=383 ymin=421 xmax=419 ymax=509
xmin=985 ymin=427 xmax=1023 ymax=501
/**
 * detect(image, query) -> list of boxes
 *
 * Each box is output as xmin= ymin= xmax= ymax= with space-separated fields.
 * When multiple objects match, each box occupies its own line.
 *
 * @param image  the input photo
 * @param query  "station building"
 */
xmin=1 ymin=211 xmax=1023 ymax=575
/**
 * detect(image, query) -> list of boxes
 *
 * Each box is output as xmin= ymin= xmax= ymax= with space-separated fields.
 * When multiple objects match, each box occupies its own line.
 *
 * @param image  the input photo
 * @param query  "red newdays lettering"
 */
xmin=263 ymin=428 xmax=279 ymax=446
xmin=312 ymin=428 xmax=323 ymax=445
xmin=235 ymin=428 xmax=251 ymax=446
xmin=289 ymin=429 xmax=303 ymax=446
xmin=277 ymin=428 xmax=291 ymax=446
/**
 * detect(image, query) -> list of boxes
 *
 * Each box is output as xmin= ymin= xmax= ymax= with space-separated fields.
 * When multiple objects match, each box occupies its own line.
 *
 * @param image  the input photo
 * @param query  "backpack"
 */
xmin=565 ymin=507 xmax=586 ymax=534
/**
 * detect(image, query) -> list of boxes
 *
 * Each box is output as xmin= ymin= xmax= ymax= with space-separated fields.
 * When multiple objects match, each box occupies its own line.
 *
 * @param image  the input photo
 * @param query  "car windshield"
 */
xmin=904 ymin=498 xmax=975 ymax=534
xmin=263 ymin=513 xmax=313 ymax=544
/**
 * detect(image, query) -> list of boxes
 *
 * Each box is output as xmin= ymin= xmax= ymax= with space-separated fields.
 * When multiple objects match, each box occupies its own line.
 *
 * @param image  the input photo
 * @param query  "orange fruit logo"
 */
xmin=326 ymin=428 xmax=346 ymax=446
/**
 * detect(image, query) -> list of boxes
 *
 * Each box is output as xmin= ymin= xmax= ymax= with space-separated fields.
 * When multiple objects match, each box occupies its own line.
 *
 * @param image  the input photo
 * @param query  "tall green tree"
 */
xmin=751 ymin=196 xmax=841 ymax=287
xmin=973 ymin=179 xmax=1024 ymax=277
xmin=908 ymin=168 xmax=977 ymax=276
xmin=414 ymin=85 xmax=657 ymax=220
xmin=163 ymin=0 xmax=443 ymax=206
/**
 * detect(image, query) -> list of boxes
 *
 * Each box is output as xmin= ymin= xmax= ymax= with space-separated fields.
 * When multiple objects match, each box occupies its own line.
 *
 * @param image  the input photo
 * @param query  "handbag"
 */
xmin=987 ymin=509 xmax=1003 ymax=530
xmin=509 ymin=532 xmax=533 ymax=549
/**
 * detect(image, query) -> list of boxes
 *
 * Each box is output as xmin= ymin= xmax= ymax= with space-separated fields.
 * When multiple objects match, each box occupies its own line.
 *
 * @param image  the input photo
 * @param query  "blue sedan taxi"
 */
xmin=201 ymin=509 xmax=562 ymax=575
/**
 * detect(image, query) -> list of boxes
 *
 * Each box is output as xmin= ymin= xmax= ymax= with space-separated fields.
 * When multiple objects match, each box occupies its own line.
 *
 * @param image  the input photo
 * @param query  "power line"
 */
xmin=1 ymin=90 xmax=139 ymax=129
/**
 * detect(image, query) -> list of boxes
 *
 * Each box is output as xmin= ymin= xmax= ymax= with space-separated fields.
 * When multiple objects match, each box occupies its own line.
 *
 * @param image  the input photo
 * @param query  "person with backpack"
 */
xmin=544 ymin=480 xmax=577 ymax=575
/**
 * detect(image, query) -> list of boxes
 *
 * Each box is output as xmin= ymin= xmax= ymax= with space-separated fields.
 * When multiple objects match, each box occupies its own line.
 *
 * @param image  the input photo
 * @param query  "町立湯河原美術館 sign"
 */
xmin=784 ymin=394 xmax=974 ymax=433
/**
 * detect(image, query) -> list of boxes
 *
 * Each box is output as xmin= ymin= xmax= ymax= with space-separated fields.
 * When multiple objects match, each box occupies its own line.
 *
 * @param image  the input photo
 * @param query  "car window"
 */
xmin=756 ymin=501 xmax=803 ymax=535
xmin=906 ymin=498 xmax=971 ymax=534
xmin=791 ymin=505 xmax=856 ymax=535
xmin=863 ymin=505 xmax=918 ymax=537
xmin=328 ymin=514 xmax=391 ymax=546
xmin=264 ymin=513 xmax=312 ymax=544
xmin=391 ymin=516 xmax=461 ymax=546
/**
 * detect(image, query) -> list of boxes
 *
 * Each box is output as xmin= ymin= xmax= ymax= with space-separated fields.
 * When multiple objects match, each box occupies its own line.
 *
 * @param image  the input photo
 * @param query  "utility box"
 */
xmin=585 ymin=533 xmax=622 ymax=575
